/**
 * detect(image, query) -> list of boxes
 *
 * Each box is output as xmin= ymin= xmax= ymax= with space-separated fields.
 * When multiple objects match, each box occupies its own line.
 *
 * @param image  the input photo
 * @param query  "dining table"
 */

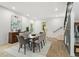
xmin=28 ymin=34 xmax=39 ymax=53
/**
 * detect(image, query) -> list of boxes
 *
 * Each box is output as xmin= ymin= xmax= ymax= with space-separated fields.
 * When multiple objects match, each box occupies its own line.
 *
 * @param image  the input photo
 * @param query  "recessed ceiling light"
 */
xmin=12 ymin=6 xmax=15 ymax=10
xmin=55 ymin=8 xmax=58 ymax=11
xmin=26 ymin=14 xmax=30 ymax=16
xmin=56 ymin=15 xmax=58 ymax=17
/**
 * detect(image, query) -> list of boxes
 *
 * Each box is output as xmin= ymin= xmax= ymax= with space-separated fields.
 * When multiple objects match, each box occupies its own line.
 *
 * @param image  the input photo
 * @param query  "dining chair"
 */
xmin=39 ymin=32 xmax=46 ymax=48
xmin=19 ymin=32 xmax=32 ymax=48
xmin=16 ymin=35 xmax=29 ymax=55
xmin=19 ymin=32 xmax=28 ymax=39
xmin=33 ymin=34 xmax=44 ymax=52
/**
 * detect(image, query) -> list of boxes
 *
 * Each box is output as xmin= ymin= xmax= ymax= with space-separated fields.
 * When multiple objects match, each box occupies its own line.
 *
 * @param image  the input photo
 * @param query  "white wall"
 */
xmin=22 ymin=18 xmax=42 ymax=34
xmin=33 ymin=20 xmax=42 ymax=34
xmin=21 ymin=16 xmax=30 ymax=31
xmin=46 ymin=17 xmax=64 ymax=40
xmin=0 ymin=7 xmax=16 ymax=44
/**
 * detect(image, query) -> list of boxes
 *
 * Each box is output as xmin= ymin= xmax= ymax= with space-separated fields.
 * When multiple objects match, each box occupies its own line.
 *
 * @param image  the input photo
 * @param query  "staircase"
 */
xmin=64 ymin=2 xmax=73 ymax=55
xmin=53 ymin=2 xmax=74 ymax=55
xmin=53 ymin=26 xmax=64 ymax=40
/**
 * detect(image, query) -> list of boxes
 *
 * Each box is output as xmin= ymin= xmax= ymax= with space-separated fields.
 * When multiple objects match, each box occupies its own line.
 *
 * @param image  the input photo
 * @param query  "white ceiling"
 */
xmin=0 ymin=2 xmax=67 ymax=20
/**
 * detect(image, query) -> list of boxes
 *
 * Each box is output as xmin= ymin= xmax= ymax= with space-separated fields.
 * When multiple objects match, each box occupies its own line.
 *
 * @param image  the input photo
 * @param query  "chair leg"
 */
xmin=30 ymin=42 xmax=32 ymax=50
xmin=24 ymin=44 xmax=26 ymax=55
xmin=38 ymin=44 xmax=40 ymax=52
xmin=43 ymin=40 xmax=45 ymax=45
xmin=20 ymin=44 xmax=22 ymax=48
xmin=18 ymin=44 xmax=22 ymax=52
xmin=41 ymin=42 xmax=43 ymax=48
xmin=18 ymin=47 xmax=20 ymax=52
xmin=28 ymin=42 xmax=31 ymax=48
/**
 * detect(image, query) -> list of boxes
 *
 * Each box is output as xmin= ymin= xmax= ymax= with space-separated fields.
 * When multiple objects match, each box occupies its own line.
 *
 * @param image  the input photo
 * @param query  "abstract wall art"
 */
xmin=10 ymin=15 xmax=22 ymax=32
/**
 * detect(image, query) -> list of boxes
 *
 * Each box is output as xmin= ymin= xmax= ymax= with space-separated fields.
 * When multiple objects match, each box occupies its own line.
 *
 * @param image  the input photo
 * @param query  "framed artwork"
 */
xmin=11 ymin=15 xmax=22 ymax=32
xmin=42 ymin=22 xmax=46 ymax=32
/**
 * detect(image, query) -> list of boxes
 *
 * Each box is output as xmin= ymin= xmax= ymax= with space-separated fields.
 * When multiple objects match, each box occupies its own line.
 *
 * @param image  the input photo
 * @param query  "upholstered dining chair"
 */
xmin=20 ymin=32 xmax=32 ymax=49
xmin=16 ymin=35 xmax=29 ymax=55
xmin=19 ymin=32 xmax=27 ymax=39
xmin=33 ymin=33 xmax=44 ymax=52
xmin=38 ymin=32 xmax=46 ymax=47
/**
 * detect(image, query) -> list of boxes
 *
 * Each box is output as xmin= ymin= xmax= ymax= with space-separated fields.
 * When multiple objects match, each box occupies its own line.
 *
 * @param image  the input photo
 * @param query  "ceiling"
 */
xmin=0 ymin=2 xmax=67 ymax=20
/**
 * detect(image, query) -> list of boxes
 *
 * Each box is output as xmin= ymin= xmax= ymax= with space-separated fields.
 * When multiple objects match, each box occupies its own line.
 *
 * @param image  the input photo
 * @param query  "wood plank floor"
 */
xmin=46 ymin=38 xmax=69 ymax=57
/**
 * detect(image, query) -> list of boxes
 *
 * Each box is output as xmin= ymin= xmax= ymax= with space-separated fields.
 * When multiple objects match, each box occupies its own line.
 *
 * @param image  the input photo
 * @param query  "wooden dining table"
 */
xmin=28 ymin=34 xmax=39 ymax=53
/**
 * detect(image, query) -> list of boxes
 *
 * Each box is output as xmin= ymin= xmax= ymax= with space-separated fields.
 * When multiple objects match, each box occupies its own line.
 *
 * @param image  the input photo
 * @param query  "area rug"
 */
xmin=4 ymin=40 xmax=51 ymax=57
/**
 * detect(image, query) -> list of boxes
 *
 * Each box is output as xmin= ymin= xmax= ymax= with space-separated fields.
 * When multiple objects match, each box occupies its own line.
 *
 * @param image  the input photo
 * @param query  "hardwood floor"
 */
xmin=46 ymin=38 xmax=69 ymax=57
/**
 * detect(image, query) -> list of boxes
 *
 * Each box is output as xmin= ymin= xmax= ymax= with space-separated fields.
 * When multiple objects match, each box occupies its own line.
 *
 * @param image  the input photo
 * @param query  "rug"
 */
xmin=4 ymin=40 xmax=51 ymax=57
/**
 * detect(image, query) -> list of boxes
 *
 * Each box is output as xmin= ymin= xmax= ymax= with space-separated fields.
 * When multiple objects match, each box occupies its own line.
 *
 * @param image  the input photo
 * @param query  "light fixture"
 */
xmin=55 ymin=8 xmax=58 ymax=11
xmin=30 ymin=20 xmax=34 ymax=24
xmin=12 ymin=6 xmax=15 ymax=10
xmin=56 ymin=15 xmax=58 ymax=17
xmin=26 ymin=14 xmax=30 ymax=16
